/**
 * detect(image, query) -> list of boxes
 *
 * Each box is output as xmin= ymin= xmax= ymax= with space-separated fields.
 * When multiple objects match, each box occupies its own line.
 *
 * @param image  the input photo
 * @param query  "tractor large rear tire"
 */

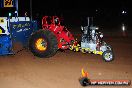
xmin=29 ymin=30 xmax=58 ymax=58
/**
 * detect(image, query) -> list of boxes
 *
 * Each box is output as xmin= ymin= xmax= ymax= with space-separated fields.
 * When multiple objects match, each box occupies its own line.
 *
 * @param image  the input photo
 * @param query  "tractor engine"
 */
xmin=81 ymin=17 xmax=103 ymax=51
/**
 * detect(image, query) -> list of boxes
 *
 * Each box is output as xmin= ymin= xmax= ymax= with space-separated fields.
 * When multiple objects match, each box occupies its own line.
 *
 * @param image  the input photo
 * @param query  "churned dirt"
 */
xmin=0 ymin=36 xmax=132 ymax=88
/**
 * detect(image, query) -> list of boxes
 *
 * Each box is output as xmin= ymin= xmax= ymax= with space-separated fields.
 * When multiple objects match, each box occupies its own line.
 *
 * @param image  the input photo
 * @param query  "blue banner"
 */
xmin=10 ymin=21 xmax=38 ymax=45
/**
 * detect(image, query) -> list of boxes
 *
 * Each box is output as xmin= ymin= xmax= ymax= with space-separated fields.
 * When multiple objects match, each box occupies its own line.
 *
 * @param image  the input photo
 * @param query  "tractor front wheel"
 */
xmin=102 ymin=50 xmax=114 ymax=62
xmin=29 ymin=30 xmax=58 ymax=58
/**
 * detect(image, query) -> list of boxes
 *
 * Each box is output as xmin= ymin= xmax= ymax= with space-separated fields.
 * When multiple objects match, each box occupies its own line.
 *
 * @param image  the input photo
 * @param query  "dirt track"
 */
xmin=0 ymin=37 xmax=132 ymax=88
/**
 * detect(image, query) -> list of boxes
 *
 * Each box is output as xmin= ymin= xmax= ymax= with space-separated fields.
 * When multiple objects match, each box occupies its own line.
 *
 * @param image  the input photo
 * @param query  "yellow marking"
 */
xmin=4 ymin=0 xmax=13 ymax=7
xmin=93 ymin=50 xmax=97 ymax=54
xmin=69 ymin=46 xmax=73 ymax=50
xmin=0 ymin=29 xmax=2 ymax=34
xmin=0 ymin=18 xmax=4 ymax=23
xmin=97 ymin=51 xmax=103 ymax=55
xmin=35 ymin=38 xmax=47 ymax=51
xmin=77 ymin=44 xmax=80 ymax=46
xmin=85 ymin=48 xmax=90 ymax=51
xmin=81 ymin=49 xmax=86 ymax=53
xmin=75 ymin=47 xmax=79 ymax=52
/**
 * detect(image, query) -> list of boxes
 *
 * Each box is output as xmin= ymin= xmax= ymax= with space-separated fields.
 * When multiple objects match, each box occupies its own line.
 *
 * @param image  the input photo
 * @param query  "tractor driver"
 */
xmin=54 ymin=17 xmax=59 ymax=25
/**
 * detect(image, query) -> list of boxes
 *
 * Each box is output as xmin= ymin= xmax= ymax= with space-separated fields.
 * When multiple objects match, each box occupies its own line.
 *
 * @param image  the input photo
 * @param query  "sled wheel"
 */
xmin=29 ymin=30 xmax=58 ymax=58
xmin=79 ymin=77 xmax=91 ymax=86
xmin=102 ymin=50 xmax=114 ymax=62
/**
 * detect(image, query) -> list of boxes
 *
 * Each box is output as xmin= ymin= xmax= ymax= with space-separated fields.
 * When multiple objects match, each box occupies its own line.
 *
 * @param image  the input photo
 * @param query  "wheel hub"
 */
xmin=104 ymin=52 xmax=112 ymax=61
xmin=35 ymin=38 xmax=47 ymax=51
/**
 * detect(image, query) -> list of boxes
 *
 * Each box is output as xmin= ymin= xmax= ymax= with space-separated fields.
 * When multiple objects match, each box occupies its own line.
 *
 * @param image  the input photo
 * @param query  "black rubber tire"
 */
xmin=79 ymin=77 xmax=91 ymax=86
xmin=29 ymin=30 xmax=58 ymax=58
xmin=102 ymin=50 xmax=114 ymax=62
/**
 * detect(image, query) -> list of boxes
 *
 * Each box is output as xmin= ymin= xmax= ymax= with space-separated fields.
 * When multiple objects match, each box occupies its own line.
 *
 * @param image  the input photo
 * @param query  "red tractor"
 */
xmin=29 ymin=16 xmax=77 ymax=58
xmin=29 ymin=16 xmax=114 ymax=62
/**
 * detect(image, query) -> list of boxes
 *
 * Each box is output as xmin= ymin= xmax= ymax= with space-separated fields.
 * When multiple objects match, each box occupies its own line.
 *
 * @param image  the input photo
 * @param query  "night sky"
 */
xmin=22 ymin=0 xmax=130 ymax=16
xmin=22 ymin=0 xmax=130 ymax=28
xmin=0 ymin=0 xmax=130 ymax=29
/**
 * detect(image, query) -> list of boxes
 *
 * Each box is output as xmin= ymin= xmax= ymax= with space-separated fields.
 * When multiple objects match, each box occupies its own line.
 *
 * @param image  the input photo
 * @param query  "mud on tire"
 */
xmin=29 ymin=30 xmax=58 ymax=58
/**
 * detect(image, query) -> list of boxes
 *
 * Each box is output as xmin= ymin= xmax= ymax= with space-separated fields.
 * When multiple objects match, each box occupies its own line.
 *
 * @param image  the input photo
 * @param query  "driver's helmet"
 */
xmin=54 ymin=17 xmax=59 ymax=25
